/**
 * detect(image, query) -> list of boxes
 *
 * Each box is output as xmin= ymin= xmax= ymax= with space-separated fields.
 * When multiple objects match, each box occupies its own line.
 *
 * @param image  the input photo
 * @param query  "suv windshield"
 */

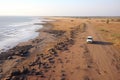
xmin=88 ymin=38 xmax=92 ymax=39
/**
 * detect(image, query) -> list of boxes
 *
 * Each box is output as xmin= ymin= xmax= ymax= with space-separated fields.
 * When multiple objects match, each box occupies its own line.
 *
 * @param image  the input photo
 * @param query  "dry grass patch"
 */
xmin=91 ymin=18 xmax=120 ymax=48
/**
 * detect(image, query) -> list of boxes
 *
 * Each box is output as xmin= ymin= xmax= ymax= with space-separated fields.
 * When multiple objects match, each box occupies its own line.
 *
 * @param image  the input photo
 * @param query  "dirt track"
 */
xmin=83 ymin=23 xmax=120 ymax=80
xmin=47 ymin=22 xmax=120 ymax=80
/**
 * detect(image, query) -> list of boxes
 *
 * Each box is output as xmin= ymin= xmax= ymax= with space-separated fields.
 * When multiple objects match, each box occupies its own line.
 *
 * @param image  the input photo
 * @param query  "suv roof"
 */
xmin=87 ymin=36 xmax=93 ymax=38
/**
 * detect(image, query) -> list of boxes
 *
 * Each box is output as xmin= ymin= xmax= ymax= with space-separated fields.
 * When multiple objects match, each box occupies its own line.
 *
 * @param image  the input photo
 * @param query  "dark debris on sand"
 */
xmin=1 ymin=24 xmax=84 ymax=80
xmin=44 ymin=30 xmax=66 ymax=37
xmin=0 ymin=45 xmax=33 ymax=60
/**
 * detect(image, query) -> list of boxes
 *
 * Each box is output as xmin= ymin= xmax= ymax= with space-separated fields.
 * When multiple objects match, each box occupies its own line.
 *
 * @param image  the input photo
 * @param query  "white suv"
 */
xmin=86 ymin=36 xmax=93 ymax=43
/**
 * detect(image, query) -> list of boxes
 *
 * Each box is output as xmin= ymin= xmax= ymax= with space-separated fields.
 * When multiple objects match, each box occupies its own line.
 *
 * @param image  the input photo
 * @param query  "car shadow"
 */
xmin=93 ymin=41 xmax=113 ymax=45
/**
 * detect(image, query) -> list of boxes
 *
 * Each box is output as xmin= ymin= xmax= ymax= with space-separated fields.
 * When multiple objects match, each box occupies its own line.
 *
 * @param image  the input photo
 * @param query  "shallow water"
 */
xmin=0 ymin=16 xmax=45 ymax=52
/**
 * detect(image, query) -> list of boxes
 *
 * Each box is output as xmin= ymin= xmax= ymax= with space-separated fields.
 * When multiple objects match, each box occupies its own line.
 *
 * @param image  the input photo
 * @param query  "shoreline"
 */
xmin=0 ymin=20 xmax=54 ymax=78
xmin=0 ymin=17 xmax=120 ymax=80
xmin=0 ymin=20 xmax=53 ymax=58
xmin=0 ymin=18 xmax=53 ymax=53
xmin=0 ymin=17 xmax=86 ymax=79
xmin=0 ymin=17 xmax=45 ymax=53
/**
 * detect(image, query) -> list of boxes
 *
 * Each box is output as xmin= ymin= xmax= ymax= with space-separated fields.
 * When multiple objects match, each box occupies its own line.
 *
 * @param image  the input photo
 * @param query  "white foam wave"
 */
xmin=0 ymin=17 xmax=45 ymax=53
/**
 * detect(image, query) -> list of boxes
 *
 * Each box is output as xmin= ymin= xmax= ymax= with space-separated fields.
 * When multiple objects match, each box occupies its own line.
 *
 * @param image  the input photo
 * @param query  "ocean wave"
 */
xmin=0 ymin=17 xmax=45 ymax=53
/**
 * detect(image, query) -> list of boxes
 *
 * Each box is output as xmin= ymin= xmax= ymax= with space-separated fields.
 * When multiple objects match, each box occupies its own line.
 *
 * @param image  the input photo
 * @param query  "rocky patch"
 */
xmin=0 ymin=45 xmax=33 ymax=60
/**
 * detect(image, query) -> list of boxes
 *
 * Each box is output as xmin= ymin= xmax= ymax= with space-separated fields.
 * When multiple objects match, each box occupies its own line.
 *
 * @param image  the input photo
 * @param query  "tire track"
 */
xmin=85 ymin=22 xmax=120 ymax=80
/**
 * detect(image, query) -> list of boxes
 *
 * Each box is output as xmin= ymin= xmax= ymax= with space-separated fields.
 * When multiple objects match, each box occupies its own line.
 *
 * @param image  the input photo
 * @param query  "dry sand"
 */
xmin=0 ymin=17 xmax=120 ymax=80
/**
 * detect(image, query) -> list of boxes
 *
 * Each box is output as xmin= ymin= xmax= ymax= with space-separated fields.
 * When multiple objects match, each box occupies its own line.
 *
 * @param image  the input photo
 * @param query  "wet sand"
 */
xmin=0 ymin=17 xmax=120 ymax=80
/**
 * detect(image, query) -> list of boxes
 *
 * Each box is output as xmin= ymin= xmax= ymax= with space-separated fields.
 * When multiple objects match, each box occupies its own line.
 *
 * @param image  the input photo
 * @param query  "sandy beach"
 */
xmin=0 ymin=17 xmax=120 ymax=80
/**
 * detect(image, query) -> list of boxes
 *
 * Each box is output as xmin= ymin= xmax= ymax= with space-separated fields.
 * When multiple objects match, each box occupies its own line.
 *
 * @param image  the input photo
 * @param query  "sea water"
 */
xmin=0 ymin=16 xmax=45 ymax=52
